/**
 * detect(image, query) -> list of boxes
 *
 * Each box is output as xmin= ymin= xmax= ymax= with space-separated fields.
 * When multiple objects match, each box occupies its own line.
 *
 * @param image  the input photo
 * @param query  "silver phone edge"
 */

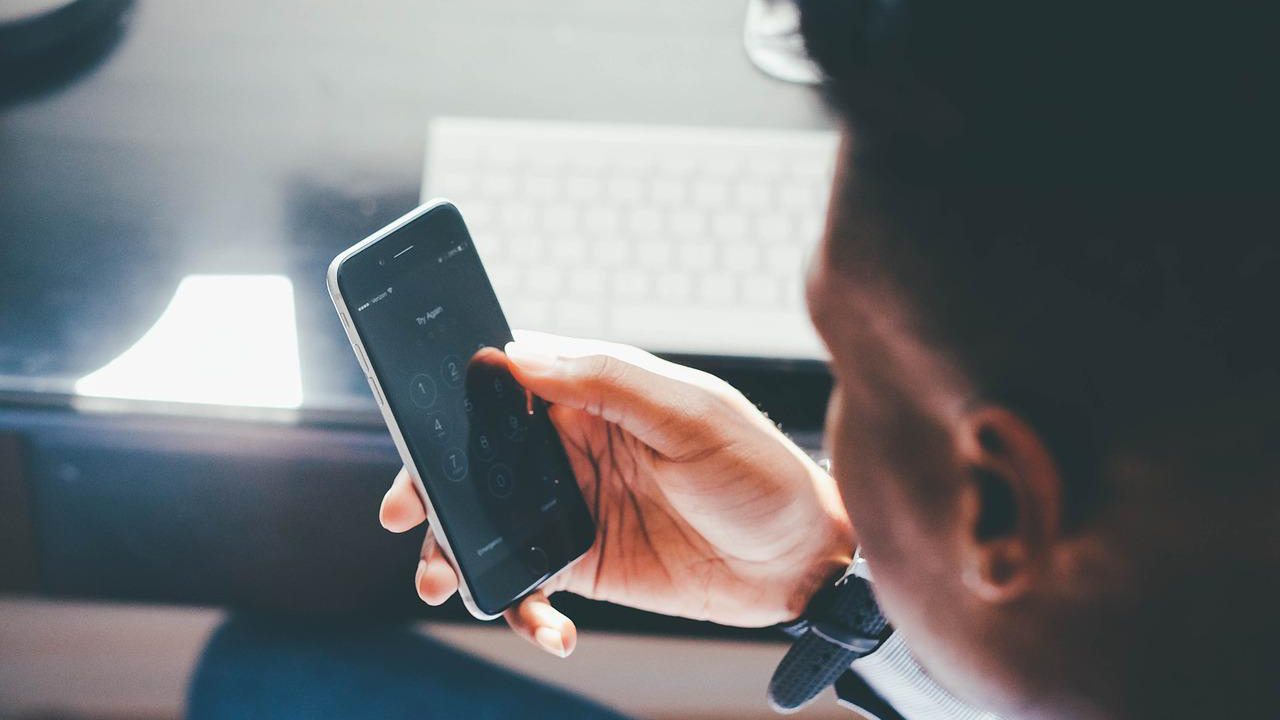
xmin=326 ymin=198 xmax=502 ymax=622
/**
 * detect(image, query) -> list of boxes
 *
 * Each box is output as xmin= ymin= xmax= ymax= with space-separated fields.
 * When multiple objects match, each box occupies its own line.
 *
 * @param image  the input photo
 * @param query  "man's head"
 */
xmin=798 ymin=1 xmax=1279 ymax=718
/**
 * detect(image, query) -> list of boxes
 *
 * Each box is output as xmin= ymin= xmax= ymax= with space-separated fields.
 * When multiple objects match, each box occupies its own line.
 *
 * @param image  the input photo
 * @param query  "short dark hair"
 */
xmin=797 ymin=0 xmax=1279 ymax=521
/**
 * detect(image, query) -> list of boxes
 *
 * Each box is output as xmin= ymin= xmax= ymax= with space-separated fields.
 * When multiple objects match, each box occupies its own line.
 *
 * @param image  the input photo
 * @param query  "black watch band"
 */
xmin=767 ymin=567 xmax=891 ymax=712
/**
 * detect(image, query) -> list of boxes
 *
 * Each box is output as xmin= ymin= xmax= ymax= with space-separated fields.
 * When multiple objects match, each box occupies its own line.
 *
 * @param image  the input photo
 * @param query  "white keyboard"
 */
xmin=423 ymin=117 xmax=838 ymax=359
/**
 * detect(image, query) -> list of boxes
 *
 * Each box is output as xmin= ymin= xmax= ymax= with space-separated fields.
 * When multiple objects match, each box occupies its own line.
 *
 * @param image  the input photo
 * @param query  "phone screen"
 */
xmin=334 ymin=202 xmax=594 ymax=615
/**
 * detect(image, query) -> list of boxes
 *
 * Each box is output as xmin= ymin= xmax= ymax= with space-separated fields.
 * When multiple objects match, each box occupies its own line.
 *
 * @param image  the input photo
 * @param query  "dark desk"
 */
xmin=0 ymin=0 xmax=832 ymax=635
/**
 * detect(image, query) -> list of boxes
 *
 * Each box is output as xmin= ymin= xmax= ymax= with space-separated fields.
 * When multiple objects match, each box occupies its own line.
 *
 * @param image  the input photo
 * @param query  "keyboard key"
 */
xmin=724 ymin=244 xmax=761 ymax=272
xmin=789 ymin=160 xmax=829 ymax=182
xmin=655 ymin=273 xmax=693 ymax=301
xmin=808 ymin=189 xmax=829 ymax=215
xmin=571 ymin=149 xmax=608 ymax=171
xmin=524 ymin=149 xmax=565 ymax=173
xmin=670 ymin=210 xmax=706 ymax=238
xmin=614 ymin=152 xmax=654 ymax=174
xmin=570 ymin=272 xmax=606 ymax=298
xmin=485 ymin=264 xmax=522 ymax=294
xmin=766 ymin=245 xmax=806 ymax=277
xmin=755 ymin=211 xmax=790 ymax=239
xmin=544 ymin=203 xmax=576 ymax=233
xmin=657 ymin=154 xmax=697 ymax=175
xmin=464 ymin=202 xmax=496 ymax=232
xmin=700 ymin=273 xmax=736 ymax=304
xmin=746 ymin=155 xmax=785 ymax=177
xmin=626 ymin=208 xmax=663 ymax=237
xmin=797 ymin=215 xmax=825 ymax=242
xmin=482 ymin=146 xmax=518 ymax=170
xmin=650 ymin=178 xmax=685 ymax=206
xmin=481 ymin=174 xmax=517 ymax=198
xmin=636 ymin=242 xmax=674 ymax=268
xmin=524 ymin=174 xmax=559 ymax=200
xmin=608 ymin=177 xmax=645 ymax=203
xmin=507 ymin=299 xmax=550 ymax=328
xmin=475 ymin=233 xmax=503 ymax=258
xmin=711 ymin=212 xmax=749 ymax=240
xmin=499 ymin=203 xmax=535 ymax=230
xmin=742 ymin=274 xmax=780 ymax=306
xmin=566 ymin=175 xmax=602 ymax=201
xmin=780 ymin=182 xmax=814 ymax=210
xmin=553 ymin=301 xmax=606 ymax=336
xmin=700 ymin=150 xmax=743 ymax=177
xmin=584 ymin=207 xmax=621 ymax=235
xmin=677 ymin=242 xmax=715 ymax=270
xmin=526 ymin=266 xmax=563 ymax=296
xmin=693 ymin=180 xmax=731 ymax=207
xmin=736 ymin=181 xmax=771 ymax=207
xmin=594 ymin=239 xmax=629 ymax=266
xmin=508 ymin=234 xmax=543 ymax=261
xmin=782 ymin=278 xmax=806 ymax=310
xmin=615 ymin=271 xmax=648 ymax=299
xmin=551 ymin=235 xmax=588 ymax=263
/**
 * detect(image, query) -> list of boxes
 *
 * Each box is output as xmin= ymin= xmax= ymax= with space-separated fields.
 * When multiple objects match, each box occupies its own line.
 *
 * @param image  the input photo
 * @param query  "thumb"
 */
xmin=503 ymin=334 xmax=731 ymax=458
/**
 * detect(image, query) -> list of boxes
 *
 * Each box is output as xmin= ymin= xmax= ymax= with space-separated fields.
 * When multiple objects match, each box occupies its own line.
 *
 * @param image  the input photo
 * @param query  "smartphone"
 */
xmin=327 ymin=200 xmax=595 ymax=619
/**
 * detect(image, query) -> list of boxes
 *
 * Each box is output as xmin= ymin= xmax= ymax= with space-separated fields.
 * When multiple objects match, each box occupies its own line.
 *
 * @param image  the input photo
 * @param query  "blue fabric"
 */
xmin=187 ymin=616 xmax=632 ymax=720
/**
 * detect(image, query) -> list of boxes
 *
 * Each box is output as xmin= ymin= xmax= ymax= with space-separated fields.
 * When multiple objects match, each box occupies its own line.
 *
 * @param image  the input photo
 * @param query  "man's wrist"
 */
xmin=784 ymin=552 xmax=852 ymax=621
xmin=775 ymin=456 xmax=855 ymax=621
xmin=782 ymin=511 xmax=856 ymax=621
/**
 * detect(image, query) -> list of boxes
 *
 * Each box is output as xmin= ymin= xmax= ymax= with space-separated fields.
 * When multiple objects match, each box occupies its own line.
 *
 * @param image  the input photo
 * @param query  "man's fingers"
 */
xmin=414 ymin=529 xmax=459 ymax=605
xmin=382 ymin=469 xmax=455 ymax=606
xmin=504 ymin=331 xmax=739 ymax=458
xmin=503 ymin=589 xmax=577 ymax=658
xmin=381 ymin=467 xmax=427 ymax=533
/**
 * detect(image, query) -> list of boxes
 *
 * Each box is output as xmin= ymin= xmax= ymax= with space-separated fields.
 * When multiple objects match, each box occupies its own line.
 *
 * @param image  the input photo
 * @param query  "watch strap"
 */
xmin=768 ymin=573 xmax=890 ymax=712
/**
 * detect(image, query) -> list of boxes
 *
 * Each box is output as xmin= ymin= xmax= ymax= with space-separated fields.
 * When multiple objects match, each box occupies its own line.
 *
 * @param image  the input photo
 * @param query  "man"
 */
xmin=196 ymin=1 xmax=1278 ymax=718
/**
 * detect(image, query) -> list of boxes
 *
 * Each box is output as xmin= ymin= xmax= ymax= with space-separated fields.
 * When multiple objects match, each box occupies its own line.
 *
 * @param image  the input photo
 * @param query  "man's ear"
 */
xmin=955 ymin=406 xmax=1063 ymax=602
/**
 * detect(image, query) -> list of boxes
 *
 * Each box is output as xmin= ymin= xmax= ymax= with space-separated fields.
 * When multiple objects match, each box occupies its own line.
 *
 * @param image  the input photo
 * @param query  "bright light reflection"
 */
xmin=75 ymin=275 xmax=303 ymax=408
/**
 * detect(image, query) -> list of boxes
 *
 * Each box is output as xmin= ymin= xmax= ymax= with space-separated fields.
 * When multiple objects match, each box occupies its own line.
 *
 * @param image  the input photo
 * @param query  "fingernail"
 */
xmin=504 ymin=341 xmax=557 ymax=373
xmin=378 ymin=494 xmax=391 ymax=528
xmin=414 ymin=559 xmax=429 ymax=602
xmin=534 ymin=626 xmax=568 ymax=657
xmin=379 ymin=492 xmax=398 ymax=529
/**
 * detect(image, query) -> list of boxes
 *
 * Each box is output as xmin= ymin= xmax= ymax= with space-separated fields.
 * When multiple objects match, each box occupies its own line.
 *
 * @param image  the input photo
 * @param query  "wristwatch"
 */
xmin=767 ymin=547 xmax=892 ymax=712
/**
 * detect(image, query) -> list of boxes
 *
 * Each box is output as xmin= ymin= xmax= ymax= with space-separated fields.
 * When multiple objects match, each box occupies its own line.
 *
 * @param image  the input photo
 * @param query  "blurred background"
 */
xmin=0 ymin=1 xmax=850 ymax=718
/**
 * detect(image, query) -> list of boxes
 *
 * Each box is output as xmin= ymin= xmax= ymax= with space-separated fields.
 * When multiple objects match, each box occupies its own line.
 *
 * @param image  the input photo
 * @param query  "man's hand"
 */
xmin=380 ymin=331 xmax=854 ymax=658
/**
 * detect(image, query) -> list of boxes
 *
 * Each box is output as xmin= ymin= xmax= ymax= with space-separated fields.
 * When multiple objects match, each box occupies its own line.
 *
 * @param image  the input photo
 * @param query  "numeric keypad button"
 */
xmin=425 ymin=411 xmax=450 ymax=444
xmin=473 ymin=431 xmax=496 ymax=461
xmin=441 ymin=355 xmax=464 ymax=388
xmin=409 ymin=374 xmax=437 ymax=408
xmin=487 ymin=464 xmax=515 ymax=498
xmin=442 ymin=447 xmax=468 ymax=481
xmin=503 ymin=413 xmax=528 ymax=442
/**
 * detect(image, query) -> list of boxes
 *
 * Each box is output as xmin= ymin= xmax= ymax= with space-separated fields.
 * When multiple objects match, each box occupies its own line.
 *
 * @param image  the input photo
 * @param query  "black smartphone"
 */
xmin=327 ymin=200 xmax=595 ymax=618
